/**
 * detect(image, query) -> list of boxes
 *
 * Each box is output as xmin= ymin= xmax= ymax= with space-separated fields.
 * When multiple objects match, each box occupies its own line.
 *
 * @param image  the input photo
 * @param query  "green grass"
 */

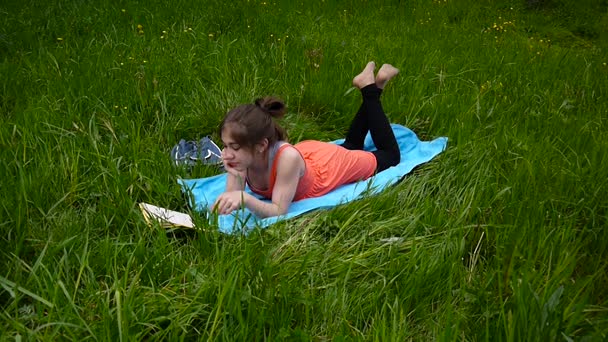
xmin=1 ymin=0 xmax=607 ymax=340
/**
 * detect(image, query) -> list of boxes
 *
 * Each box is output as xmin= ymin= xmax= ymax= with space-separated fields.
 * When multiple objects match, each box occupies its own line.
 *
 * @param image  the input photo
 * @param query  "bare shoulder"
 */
xmin=276 ymin=145 xmax=305 ymax=173
xmin=279 ymin=144 xmax=302 ymax=160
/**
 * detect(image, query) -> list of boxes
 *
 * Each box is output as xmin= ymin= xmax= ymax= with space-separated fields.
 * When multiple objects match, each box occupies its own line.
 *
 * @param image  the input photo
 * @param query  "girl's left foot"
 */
xmin=376 ymin=64 xmax=400 ymax=89
xmin=352 ymin=61 xmax=376 ymax=89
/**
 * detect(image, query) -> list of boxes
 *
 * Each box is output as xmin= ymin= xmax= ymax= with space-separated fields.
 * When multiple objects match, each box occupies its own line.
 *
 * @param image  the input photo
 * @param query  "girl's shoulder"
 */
xmin=276 ymin=143 xmax=302 ymax=161
xmin=275 ymin=143 xmax=306 ymax=176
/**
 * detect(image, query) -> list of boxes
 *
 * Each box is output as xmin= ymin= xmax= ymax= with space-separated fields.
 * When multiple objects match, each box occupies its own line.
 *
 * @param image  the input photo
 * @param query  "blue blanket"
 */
xmin=179 ymin=124 xmax=447 ymax=234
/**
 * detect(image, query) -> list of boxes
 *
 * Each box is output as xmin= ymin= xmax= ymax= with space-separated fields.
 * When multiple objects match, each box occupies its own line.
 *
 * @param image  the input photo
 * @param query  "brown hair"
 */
xmin=219 ymin=96 xmax=287 ymax=148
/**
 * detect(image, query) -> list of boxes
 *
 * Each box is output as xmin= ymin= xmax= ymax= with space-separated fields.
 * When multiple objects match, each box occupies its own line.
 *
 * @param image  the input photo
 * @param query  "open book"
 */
xmin=139 ymin=203 xmax=195 ymax=229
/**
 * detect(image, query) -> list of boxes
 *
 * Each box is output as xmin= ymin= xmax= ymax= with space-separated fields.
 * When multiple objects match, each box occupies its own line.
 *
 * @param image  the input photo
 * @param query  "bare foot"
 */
xmin=375 ymin=64 xmax=399 ymax=89
xmin=352 ymin=61 xmax=376 ymax=89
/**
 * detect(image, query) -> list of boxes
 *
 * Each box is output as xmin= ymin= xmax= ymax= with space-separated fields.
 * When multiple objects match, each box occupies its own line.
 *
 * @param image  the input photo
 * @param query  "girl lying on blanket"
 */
xmin=212 ymin=62 xmax=401 ymax=218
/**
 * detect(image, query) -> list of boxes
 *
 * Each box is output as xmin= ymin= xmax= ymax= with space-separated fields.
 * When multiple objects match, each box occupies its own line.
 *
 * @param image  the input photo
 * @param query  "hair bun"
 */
xmin=255 ymin=96 xmax=286 ymax=118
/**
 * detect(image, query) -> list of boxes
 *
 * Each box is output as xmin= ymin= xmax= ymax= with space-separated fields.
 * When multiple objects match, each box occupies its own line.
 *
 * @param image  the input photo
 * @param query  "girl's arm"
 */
xmin=213 ymin=147 xmax=304 ymax=218
xmin=225 ymin=169 xmax=246 ymax=192
xmin=244 ymin=147 xmax=304 ymax=217
xmin=224 ymin=162 xmax=246 ymax=192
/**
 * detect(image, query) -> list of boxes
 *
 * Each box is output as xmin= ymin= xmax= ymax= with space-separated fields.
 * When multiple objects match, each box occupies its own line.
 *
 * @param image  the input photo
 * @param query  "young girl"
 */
xmin=213 ymin=62 xmax=401 ymax=218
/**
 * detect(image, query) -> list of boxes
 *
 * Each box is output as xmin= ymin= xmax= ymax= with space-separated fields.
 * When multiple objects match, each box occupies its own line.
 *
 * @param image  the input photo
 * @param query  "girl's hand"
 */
xmin=223 ymin=160 xmax=247 ymax=182
xmin=212 ymin=191 xmax=248 ymax=215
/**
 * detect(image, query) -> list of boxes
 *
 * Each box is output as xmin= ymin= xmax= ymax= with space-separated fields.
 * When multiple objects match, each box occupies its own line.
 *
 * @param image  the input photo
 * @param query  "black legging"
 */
xmin=340 ymin=84 xmax=400 ymax=172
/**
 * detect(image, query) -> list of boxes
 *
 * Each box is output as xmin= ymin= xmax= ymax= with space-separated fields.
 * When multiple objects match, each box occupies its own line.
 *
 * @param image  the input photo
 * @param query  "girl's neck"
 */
xmin=247 ymin=150 xmax=269 ymax=175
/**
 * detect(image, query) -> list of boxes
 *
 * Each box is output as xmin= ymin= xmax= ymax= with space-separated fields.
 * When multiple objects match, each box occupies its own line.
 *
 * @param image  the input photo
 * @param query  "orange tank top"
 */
xmin=247 ymin=141 xmax=377 ymax=201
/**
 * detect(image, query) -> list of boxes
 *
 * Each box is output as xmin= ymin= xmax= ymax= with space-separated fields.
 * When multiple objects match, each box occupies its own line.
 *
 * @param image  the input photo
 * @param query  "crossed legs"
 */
xmin=341 ymin=62 xmax=401 ymax=172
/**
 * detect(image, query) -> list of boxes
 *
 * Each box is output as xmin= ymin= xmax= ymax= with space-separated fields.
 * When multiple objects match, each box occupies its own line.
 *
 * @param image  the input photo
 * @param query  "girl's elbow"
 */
xmin=274 ymin=203 xmax=289 ymax=217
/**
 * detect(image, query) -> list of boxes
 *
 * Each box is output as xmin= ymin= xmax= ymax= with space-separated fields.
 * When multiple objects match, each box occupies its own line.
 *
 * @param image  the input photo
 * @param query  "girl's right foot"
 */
xmin=375 ymin=64 xmax=399 ymax=89
xmin=352 ymin=61 xmax=376 ymax=89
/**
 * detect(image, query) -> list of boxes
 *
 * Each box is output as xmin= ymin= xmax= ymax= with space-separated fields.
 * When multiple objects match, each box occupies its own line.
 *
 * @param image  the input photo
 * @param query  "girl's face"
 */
xmin=221 ymin=128 xmax=263 ymax=172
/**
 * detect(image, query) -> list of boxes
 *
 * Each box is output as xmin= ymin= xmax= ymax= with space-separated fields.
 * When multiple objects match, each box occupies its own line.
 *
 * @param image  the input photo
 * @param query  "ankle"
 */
xmin=360 ymin=84 xmax=381 ymax=97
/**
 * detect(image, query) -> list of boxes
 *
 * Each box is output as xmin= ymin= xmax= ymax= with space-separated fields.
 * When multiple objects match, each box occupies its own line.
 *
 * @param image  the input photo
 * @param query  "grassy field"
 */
xmin=1 ymin=0 xmax=607 ymax=340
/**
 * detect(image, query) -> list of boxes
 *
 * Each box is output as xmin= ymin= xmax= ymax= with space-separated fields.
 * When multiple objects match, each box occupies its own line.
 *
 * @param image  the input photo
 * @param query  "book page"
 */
xmin=139 ymin=203 xmax=195 ymax=228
